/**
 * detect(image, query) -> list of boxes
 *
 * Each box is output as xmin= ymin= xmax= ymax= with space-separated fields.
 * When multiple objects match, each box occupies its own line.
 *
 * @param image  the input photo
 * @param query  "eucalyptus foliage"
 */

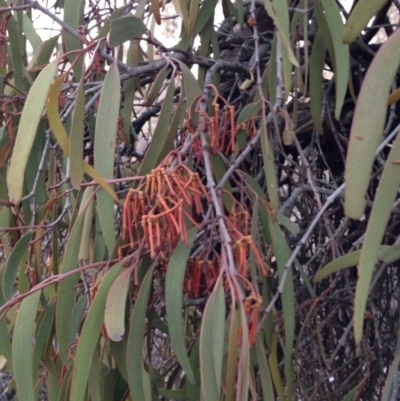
xmin=0 ymin=0 xmax=400 ymax=400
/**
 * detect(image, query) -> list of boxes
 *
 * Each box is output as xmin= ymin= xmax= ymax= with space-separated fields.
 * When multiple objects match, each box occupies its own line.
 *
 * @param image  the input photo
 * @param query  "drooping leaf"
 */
xmin=177 ymin=60 xmax=201 ymax=107
xmin=69 ymin=74 xmax=86 ymax=188
xmin=63 ymin=0 xmax=85 ymax=77
xmin=381 ymin=352 xmax=400 ymax=401
xmin=108 ymin=15 xmax=148 ymax=47
xmin=68 ymin=296 xmax=87 ymax=344
xmin=126 ymin=263 xmax=155 ymax=401
xmin=345 ymin=27 xmax=400 ymax=219
xmin=12 ymin=290 xmax=41 ymax=401
xmin=256 ymin=336 xmax=275 ymax=401
xmin=70 ymin=263 xmax=123 ymax=401
xmin=165 ymin=228 xmax=197 ymax=384
xmin=138 ymin=77 xmax=176 ymax=175
xmin=171 ymin=0 xmax=189 ymax=29
xmin=199 ymin=276 xmax=225 ymax=400
xmin=260 ymin=113 xmax=279 ymax=211
xmin=238 ymin=298 xmax=250 ymax=401
xmin=354 ymin=132 xmax=400 ymax=344
xmin=46 ymin=76 xmax=118 ymax=202
xmin=263 ymin=0 xmax=299 ymax=67
xmin=268 ymin=333 xmax=285 ymax=400
xmin=313 ymin=245 xmax=400 ymax=283
xmin=3 ymin=231 xmax=34 ymax=301
xmin=270 ymin=222 xmax=295 ymax=399
xmin=6 ymin=13 xmax=24 ymax=90
xmin=27 ymin=35 xmax=59 ymax=71
xmin=32 ymin=304 xmax=55 ymax=378
xmin=309 ymin=29 xmax=325 ymax=134
xmin=22 ymin=13 xmax=42 ymax=51
xmin=225 ymin=296 xmax=238 ymax=401
xmin=143 ymin=65 xmax=171 ymax=107
xmin=343 ymin=0 xmax=389 ymax=44
xmin=56 ymin=187 xmax=94 ymax=364
xmin=94 ymin=59 xmax=120 ymax=253
xmin=78 ymin=186 xmax=94 ymax=260
xmin=319 ymin=0 xmax=349 ymax=120
xmin=104 ymin=269 xmax=132 ymax=341
xmin=0 ymin=288 xmax=12 ymax=362
xmin=188 ymin=0 xmax=199 ymax=40
xmin=8 ymin=60 xmax=57 ymax=205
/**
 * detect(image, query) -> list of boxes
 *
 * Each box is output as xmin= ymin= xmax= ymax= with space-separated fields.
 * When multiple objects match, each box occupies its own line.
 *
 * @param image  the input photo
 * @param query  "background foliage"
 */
xmin=0 ymin=0 xmax=400 ymax=400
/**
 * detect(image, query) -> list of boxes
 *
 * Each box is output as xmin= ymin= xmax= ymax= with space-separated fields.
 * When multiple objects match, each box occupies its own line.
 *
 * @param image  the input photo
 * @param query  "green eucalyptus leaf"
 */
xmin=126 ymin=263 xmax=155 ymax=401
xmin=70 ymin=263 xmax=123 ymax=401
xmin=343 ymin=0 xmax=389 ymax=44
xmin=94 ymin=59 xmax=120 ymax=253
xmin=12 ymin=290 xmax=41 ymax=401
xmin=165 ymin=228 xmax=197 ymax=384
xmin=345 ymin=27 xmax=400 ymax=219
xmin=108 ymin=15 xmax=147 ymax=47
xmin=8 ymin=60 xmax=57 ymax=205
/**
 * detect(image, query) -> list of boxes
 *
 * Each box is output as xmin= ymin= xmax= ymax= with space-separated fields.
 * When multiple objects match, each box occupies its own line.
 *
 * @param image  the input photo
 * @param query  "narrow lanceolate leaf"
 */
xmin=271 ymin=222 xmax=295 ymax=399
xmin=63 ymin=0 xmax=85 ymax=78
xmin=139 ymin=78 xmax=176 ymax=176
xmin=143 ymin=65 xmax=171 ymax=107
xmin=177 ymin=60 xmax=201 ymax=107
xmin=345 ymin=28 xmax=400 ymax=219
xmin=171 ymin=0 xmax=189 ymax=29
xmin=105 ymin=269 xmax=132 ymax=341
xmin=3 ymin=232 xmax=34 ymax=301
xmin=260 ymin=114 xmax=279 ymax=212
xmin=78 ymin=186 xmax=94 ymax=260
xmin=268 ymin=333 xmax=285 ymax=401
xmin=354 ymin=133 xmax=400 ymax=345
xmin=70 ymin=263 xmax=122 ymax=401
xmin=320 ymin=0 xmax=349 ymax=120
xmin=188 ymin=0 xmax=199 ymax=40
xmin=165 ymin=228 xmax=197 ymax=384
xmin=8 ymin=60 xmax=57 ymax=205
xmin=22 ymin=13 xmax=42 ymax=51
xmin=46 ymin=76 xmax=118 ymax=202
xmin=256 ymin=336 xmax=275 ymax=401
xmin=225 ymin=297 xmax=238 ymax=401
xmin=94 ymin=60 xmax=120 ymax=176
xmin=69 ymin=75 xmax=86 ymax=188
xmin=313 ymin=245 xmax=400 ymax=283
xmin=200 ymin=277 xmax=225 ymax=400
xmin=56 ymin=187 xmax=94 ymax=364
xmin=381 ymin=353 xmax=400 ymax=401
xmin=12 ymin=290 xmax=41 ymax=401
xmin=27 ymin=35 xmax=60 ymax=71
xmin=94 ymin=60 xmax=120 ymax=253
xmin=0 ymin=289 xmax=12 ymax=361
xmin=108 ymin=15 xmax=148 ymax=47
xmin=32 ymin=305 xmax=55 ymax=377
xmin=313 ymin=250 xmax=362 ymax=282
xmin=343 ymin=0 xmax=389 ymax=44
xmin=238 ymin=300 xmax=250 ymax=401
xmin=6 ymin=14 xmax=23 ymax=90
xmin=126 ymin=264 xmax=155 ymax=401
xmin=263 ymin=0 xmax=299 ymax=67
xmin=309 ymin=29 xmax=325 ymax=134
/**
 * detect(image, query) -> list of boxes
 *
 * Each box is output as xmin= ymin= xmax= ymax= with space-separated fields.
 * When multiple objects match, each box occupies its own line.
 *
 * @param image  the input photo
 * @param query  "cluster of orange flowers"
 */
xmin=121 ymin=164 xmax=210 ymax=261
xmin=183 ymin=84 xmax=258 ymax=158
xmin=121 ymin=158 xmax=268 ymax=309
